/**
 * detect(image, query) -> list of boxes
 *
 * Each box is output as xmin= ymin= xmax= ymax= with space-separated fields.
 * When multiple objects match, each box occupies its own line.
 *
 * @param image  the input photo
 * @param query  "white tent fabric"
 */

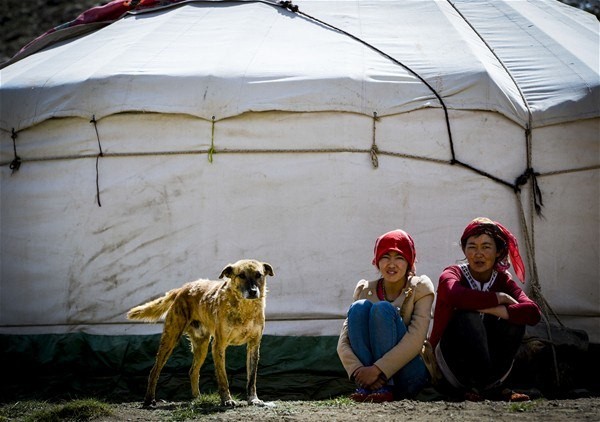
xmin=1 ymin=0 xmax=598 ymax=131
xmin=1 ymin=0 xmax=599 ymax=341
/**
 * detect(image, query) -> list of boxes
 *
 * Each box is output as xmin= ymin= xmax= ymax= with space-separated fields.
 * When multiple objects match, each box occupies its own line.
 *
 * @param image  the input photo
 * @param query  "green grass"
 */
xmin=0 ymin=398 xmax=112 ymax=422
xmin=508 ymin=399 xmax=538 ymax=413
xmin=171 ymin=393 xmax=229 ymax=421
xmin=312 ymin=396 xmax=354 ymax=407
xmin=169 ymin=393 xmax=354 ymax=420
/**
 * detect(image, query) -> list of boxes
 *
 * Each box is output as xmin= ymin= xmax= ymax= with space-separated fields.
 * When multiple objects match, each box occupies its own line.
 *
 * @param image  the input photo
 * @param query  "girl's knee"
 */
xmin=348 ymin=299 xmax=372 ymax=318
xmin=370 ymin=301 xmax=397 ymax=318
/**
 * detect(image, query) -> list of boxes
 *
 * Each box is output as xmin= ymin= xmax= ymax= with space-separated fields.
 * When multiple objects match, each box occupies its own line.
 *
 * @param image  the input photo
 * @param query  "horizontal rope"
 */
xmin=1 ymin=150 xmax=596 ymax=178
xmin=0 ymin=148 xmax=451 ymax=166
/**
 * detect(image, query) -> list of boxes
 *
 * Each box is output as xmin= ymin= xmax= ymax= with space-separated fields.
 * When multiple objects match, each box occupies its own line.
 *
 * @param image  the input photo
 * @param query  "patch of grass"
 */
xmin=171 ymin=393 xmax=230 ymax=421
xmin=0 ymin=400 xmax=51 ymax=420
xmin=508 ymin=400 xmax=538 ymax=413
xmin=313 ymin=396 xmax=354 ymax=407
xmin=0 ymin=398 xmax=112 ymax=422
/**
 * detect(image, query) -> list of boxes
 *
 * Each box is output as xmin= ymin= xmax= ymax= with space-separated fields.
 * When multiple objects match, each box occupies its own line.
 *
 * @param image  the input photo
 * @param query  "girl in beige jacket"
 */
xmin=337 ymin=229 xmax=434 ymax=402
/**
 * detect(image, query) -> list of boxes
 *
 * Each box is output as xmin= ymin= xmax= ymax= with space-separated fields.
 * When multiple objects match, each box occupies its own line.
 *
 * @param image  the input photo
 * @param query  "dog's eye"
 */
xmin=237 ymin=273 xmax=246 ymax=280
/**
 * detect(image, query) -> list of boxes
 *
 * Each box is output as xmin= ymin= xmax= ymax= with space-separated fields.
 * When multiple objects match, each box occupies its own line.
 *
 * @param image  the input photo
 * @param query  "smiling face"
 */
xmin=464 ymin=234 xmax=500 ymax=282
xmin=377 ymin=250 xmax=409 ymax=285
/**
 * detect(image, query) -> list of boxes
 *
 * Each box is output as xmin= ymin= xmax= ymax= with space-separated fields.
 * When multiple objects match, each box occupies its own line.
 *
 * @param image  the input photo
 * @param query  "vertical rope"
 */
xmin=9 ymin=128 xmax=21 ymax=173
xmin=516 ymin=192 xmax=562 ymax=387
xmin=208 ymin=116 xmax=216 ymax=163
xmin=370 ymin=112 xmax=379 ymax=169
xmin=90 ymin=115 xmax=103 ymax=207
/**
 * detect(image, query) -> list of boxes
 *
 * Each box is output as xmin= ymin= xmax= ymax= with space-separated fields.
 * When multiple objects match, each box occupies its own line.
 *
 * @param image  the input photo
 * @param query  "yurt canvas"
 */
xmin=1 ymin=0 xmax=599 ymax=398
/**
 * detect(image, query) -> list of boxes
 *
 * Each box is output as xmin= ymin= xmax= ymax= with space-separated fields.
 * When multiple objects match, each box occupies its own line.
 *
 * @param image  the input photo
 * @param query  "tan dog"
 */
xmin=126 ymin=259 xmax=274 ymax=407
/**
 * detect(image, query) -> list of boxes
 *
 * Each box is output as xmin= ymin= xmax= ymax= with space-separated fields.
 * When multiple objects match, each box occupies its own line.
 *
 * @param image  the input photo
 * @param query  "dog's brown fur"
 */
xmin=126 ymin=259 xmax=274 ymax=407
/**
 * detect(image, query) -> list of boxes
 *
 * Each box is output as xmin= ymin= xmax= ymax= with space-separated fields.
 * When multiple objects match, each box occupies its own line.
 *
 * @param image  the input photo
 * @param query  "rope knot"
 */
xmin=515 ymin=167 xmax=544 ymax=216
xmin=9 ymin=157 xmax=21 ymax=173
xmin=370 ymin=112 xmax=379 ymax=168
xmin=10 ymin=128 xmax=21 ymax=174
xmin=515 ymin=167 xmax=532 ymax=191
xmin=370 ymin=143 xmax=379 ymax=169
xmin=279 ymin=1 xmax=299 ymax=12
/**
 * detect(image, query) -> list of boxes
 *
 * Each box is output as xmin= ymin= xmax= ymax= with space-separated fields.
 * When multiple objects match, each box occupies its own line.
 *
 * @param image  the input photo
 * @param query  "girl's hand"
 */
xmin=353 ymin=365 xmax=386 ymax=389
xmin=496 ymin=292 xmax=518 ymax=305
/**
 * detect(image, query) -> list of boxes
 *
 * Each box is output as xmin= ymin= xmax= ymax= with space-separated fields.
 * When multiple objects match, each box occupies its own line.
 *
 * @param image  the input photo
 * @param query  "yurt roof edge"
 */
xmin=1 ymin=0 xmax=598 ymax=134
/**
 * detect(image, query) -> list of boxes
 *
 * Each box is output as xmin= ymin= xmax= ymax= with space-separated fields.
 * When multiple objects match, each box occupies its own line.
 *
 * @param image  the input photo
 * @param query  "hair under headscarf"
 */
xmin=372 ymin=229 xmax=416 ymax=274
xmin=460 ymin=217 xmax=526 ymax=282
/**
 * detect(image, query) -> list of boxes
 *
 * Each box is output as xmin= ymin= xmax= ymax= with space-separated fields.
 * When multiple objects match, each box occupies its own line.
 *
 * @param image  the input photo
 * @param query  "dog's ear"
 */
xmin=263 ymin=263 xmax=274 ymax=277
xmin=219 ymin=264 xmax=234 ymax=279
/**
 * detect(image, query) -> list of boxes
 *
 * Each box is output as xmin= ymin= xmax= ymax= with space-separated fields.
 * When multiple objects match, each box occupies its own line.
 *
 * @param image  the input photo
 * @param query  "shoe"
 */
xmin=501 ymin=389 xmax=530 ymax=402
xmin=350 ymin=388 xmax=371 ymax=402
xmin=464 ymin=390 xmax=484 ymax=402
xmin=366 ymin=387 xmax=394 ymax=403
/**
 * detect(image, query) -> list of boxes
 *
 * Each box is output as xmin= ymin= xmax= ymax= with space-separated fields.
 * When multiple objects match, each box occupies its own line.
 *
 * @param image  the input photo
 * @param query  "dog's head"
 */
xmin=219 ymin=259 xmax=274 ymax=300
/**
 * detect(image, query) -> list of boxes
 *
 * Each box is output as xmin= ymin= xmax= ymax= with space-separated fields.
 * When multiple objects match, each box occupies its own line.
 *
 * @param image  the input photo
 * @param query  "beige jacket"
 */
xmin=336 ymin=275 xmax=435 ymax=380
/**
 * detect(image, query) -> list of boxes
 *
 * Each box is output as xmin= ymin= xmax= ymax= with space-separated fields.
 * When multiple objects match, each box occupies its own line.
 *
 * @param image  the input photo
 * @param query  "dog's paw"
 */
xmin=249 ymin=398 xmax=275 ymax=407
xmin=248 ymin=398 xmax=264 ymax=406
xmin=142 ymin=399 xmax=156 ymax=409
xmin=222 ymin=399 xmax=238 ymax=407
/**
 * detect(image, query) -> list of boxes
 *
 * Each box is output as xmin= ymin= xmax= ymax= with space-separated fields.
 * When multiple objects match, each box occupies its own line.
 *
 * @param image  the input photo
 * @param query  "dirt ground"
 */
xmin=96 ymin=396 xmax=600 ymax=421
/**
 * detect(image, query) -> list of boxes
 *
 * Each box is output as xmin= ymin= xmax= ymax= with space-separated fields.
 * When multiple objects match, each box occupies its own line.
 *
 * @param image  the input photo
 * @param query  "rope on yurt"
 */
xmin=276 ymin=0 xmax=457 ymax=164
xmin=90 ymin=115 xmax=103 ymax=207
xmin=9 ymin=128 xmax=21 ymax=173
xmin=371 ymin=112 xmax=379 ymax=169
xmin=208 ymin=116 xmax=216 ymax=163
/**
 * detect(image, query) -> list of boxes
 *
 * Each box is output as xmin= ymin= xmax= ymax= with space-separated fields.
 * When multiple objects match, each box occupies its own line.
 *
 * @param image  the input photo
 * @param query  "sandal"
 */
xmin=350 ymin=388 xmax=371 ymax=402
xmin=464 ymin=390 xmax=484 ymax=402
xmin=501 ymin=389 xmax=530 ymax=402
xmin=366 ymin=387 xmax=394 ymax=403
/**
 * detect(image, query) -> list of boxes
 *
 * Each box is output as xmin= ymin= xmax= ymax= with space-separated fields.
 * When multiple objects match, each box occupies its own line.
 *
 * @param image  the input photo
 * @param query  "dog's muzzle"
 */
xmin=244 ymin=285 xmax=261 ymax=299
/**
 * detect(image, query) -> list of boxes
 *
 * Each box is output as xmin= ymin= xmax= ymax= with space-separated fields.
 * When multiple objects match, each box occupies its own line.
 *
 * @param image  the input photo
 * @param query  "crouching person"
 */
xmin=428 ymin=217 xmax=542 ymax=402
xmin=337 ymin=229 xmax=434 ymax=402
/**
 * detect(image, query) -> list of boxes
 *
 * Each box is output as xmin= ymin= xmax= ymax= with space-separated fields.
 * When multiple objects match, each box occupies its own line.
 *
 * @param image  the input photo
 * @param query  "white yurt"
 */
xmin=1 ymin=0 xmax=598 ymax=398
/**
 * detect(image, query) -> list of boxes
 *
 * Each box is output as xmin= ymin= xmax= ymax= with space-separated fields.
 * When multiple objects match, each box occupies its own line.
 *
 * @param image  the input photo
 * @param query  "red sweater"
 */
xmin=429 ymin=265 xmax=541 ymax=348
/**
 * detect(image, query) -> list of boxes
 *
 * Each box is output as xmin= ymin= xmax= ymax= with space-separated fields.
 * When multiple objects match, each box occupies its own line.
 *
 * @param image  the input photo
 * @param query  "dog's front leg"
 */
xmin=246 ymin=338 xmax=264 ymax=406
xmin=212 ymin=340 xmax=236 ymax=406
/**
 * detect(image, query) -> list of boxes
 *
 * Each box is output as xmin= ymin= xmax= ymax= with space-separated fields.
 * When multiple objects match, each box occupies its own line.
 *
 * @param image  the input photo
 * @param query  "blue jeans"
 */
xmin=347 ymin=299 xmax=429 ymax=398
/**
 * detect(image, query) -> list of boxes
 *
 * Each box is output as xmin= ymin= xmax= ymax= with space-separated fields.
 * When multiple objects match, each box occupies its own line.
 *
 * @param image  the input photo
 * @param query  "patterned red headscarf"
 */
xmin=372 ymin=229 xmax=416 ymax=274
xmin=460 ymin=217 xmax=526 ymax=282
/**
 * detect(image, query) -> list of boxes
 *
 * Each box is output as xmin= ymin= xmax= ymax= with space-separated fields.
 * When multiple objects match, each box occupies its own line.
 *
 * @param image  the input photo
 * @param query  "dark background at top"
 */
xmin=1 ymin=0 xmax=599 ymax=64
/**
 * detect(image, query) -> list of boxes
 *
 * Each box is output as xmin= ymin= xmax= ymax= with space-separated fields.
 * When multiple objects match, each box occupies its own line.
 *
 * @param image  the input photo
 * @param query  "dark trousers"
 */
xmin=439 ymin=310 xmax=525 ymax=392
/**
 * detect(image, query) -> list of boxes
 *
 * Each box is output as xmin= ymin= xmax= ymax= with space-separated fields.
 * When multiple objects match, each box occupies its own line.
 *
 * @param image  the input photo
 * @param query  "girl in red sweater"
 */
xmin=429 ymin=217 xmax=541 ymax=401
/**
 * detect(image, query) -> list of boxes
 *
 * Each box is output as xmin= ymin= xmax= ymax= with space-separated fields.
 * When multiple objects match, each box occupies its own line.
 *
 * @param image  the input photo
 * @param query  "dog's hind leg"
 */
xmin=144 ymin=306 xmax=189 ymax=407
xmin=246 ymin=338 xmax=264 ymax=405
xmin=188 ymin=327 xmax=210 ymax=399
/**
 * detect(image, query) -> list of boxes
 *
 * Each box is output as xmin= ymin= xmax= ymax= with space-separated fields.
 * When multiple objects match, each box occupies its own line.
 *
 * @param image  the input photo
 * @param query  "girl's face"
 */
xmin=378 ymin=250 xmax=408 ymax=284
xmin=464 ymin=233 xmax=500 ymax=281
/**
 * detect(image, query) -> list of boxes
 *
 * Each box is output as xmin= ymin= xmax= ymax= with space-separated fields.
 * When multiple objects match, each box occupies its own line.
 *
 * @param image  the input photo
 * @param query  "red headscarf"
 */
xmin=372 ymin=229 xmax=416 ymax=274
xmin=460 ymin=217 xmax=526 ymax=282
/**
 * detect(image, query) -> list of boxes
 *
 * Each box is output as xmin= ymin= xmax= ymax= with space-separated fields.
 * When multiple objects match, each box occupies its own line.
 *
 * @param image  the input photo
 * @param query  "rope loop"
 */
xmin=9 ymin=128 xmax=21 ymax=173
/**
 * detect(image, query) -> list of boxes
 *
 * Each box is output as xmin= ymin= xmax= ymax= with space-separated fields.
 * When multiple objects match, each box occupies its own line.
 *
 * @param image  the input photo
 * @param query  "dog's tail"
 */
xmin=126 ymin=288 xmax=179 ymax=322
